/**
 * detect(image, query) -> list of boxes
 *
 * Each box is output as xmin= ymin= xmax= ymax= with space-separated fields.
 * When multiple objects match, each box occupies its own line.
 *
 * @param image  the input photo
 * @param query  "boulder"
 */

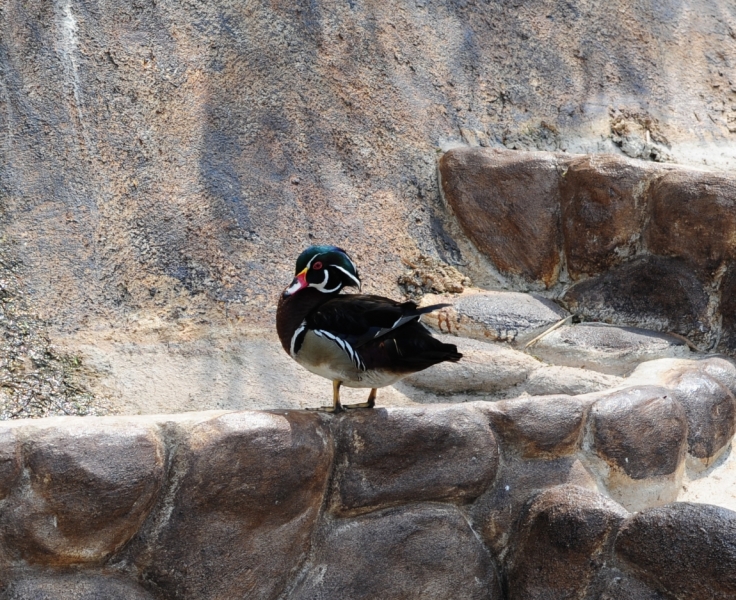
xmin=669 ymin=369 xmax=736 ymax=461
xmin=645 ymin=169 xmax=736 ymax=274
xmin=439 ymin=147 xmax=563 ymax=287
xmin=478 ymin=395 xmax=590 ymax=458
xmin=699 ymin=356 xmax=736 ymax=397
xmin=505 ymin=485 xmax=628 ymax=600
xmin=529 ymin=323 xmax=690 ymax=376
xmin=624 ymin=357 xmax=703 ymax=387
xmin=563 ymin=256 xmax=712 ymax=347
xmin=621 ymin=357 xmax=736 ymax=462
xmin=560 ymin=154 xmax=663 ymax=279
xmin=403 ymin=335 xmax=540 ymax=394
xmin=421 ymin=290 xmax=569 ymax=344
xmin=625 ymin=356 xmax=736 ymax=398
xmin=331 ymin=405 xmax=498 ymax=514
xmin=470 ymin=456 xmax=598 ymax=556
xmin=523 ymin=365 xmax=623 ymax=396
xmin=590 ymin=386 xmax=687 ymax=480
xmin=289 ymin=505 xmax=500 ymax=600
xmin=585 ymin=385 xmax=688 ymax=512
xmin=0 ymin=418 xmax=164 ymax=566
xmin=129 ymin=411 xmax=333 ymax=600
xmin=615 ymin=503 xmax=736 ymax=600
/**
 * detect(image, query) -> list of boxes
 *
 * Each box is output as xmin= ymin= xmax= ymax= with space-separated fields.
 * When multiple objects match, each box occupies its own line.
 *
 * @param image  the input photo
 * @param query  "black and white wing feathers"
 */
xmin=305 ymin=295 xmax=460 ymax=373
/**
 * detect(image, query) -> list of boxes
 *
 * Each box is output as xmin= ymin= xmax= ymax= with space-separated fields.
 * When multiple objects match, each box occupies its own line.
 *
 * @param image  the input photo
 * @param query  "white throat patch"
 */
xmin=311 ymin=269 xmax=342 ymax=293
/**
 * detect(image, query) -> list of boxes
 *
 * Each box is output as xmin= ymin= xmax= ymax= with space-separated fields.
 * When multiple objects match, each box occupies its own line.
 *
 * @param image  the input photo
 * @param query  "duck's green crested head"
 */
xmin=284 ymin=245 xmax=361 ymax=297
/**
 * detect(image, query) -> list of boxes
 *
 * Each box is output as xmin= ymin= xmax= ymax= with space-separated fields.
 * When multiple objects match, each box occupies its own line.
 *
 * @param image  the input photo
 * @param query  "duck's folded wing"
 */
xmin=306 ymin=294 xmax=450 ymax=348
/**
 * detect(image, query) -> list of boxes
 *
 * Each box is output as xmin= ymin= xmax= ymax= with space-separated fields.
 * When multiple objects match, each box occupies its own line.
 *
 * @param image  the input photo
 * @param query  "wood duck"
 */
xmin=276 ymin=245 xmax=462 ymax=412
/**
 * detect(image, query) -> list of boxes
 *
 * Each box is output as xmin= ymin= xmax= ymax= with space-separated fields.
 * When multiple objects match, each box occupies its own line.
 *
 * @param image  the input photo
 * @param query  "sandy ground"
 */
xmin=679 ymin=445 xmax=736 ymax=512
xmin=61 ymin=325 xmax=467 ymax=415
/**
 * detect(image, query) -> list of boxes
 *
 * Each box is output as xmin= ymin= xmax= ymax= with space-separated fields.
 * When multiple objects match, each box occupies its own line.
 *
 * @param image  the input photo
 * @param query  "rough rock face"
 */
xmin=590 ymin=386 xmax=687 ymax=480
xmin=505 ymin=485 xmax=627 ymax=600
xmin=5 ymin=0 xmax=734 ymax=345
xmin=558 ymin=155 xmax=665 ymax=278
xmin=668 ymin=370 xmax=736 ymax=461
xmin=645 ymin=169 xmax=736 ymax=274
xmin=522 ymin=366 xmax=622 ymax=396
xmin=129 ymin=411 xmax=333 ymax=600
xmin=584 ymin=567 xmax=674 ymax=600
xmin=3 ymin=0 xmax=736 ymax=417
xmin=563 ymin=257 xmax=712 ymax=347
xmin=403 ymin=335 xmax=540 ymax=394
xmin=0 ymin=571 xmax=157 ymax=600
xmin=719 ymin=266 xmax=736 ymax=354
xmin=290 ymin=505 xmax=500 ymax=600
xmin=528 ymin=323 xmax=690 ymax=376
xmin=3 ymin=0 xmax=736 ymax=596
xmin=481 ymin=395 xmax=589 ymax=458
xmin=616 ymin=503 xmax=736 ymax=600
xmin=1 ymin=419 xmax=164 ymax=566
xmin=421 ymin=290 xmax=569 ymax=344
xmin=330 ymin=405 xmax=498 ymax=515
xmin=439 ymin=148 xmax=563 ymax=286
xmin=0 ymin=429 xmax=20 ymax=501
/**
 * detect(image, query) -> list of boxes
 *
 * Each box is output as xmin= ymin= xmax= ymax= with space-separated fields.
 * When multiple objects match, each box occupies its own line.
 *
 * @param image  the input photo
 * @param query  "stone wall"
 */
xmin=1 ymin=352 xmax=736 ymax=599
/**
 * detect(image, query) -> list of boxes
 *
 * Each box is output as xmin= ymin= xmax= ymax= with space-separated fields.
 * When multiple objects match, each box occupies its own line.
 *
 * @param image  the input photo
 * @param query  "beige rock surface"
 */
xmin=522 ymin=365 xmax=623 ymax=396
xmin=529 ymin=323 xmax=691 ymax=376
xmin=403 ymin=334 xmax=541 ymax=395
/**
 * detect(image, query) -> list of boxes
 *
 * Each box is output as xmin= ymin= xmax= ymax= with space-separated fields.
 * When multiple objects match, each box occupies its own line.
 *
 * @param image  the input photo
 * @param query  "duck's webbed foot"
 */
xmin=307 ymin=380 xmax=344 ymax=413
xmin=344 ymin=388 xmax=377 ymax=410
xmin=307 ymin=405 xmax=343 ymax=413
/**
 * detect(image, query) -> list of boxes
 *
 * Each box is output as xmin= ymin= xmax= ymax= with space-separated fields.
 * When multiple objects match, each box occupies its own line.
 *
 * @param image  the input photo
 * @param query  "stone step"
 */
xmin=528 ymin=323 xmax=691 ymax=376
xmin=421 ymin=289 xmax=569 ymax=345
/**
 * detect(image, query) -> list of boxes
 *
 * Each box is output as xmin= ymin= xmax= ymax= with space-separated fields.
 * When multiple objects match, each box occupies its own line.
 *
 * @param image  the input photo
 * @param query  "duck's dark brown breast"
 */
xmin=276 ymin=288 xmax=334 ymax=355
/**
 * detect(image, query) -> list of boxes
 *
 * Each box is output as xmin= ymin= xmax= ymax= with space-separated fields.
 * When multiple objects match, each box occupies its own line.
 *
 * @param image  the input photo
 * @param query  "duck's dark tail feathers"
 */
xmin=444 ymin=344 xmax=463 ymax=362
xmin=424 ymin=341 xmax=462 ymax=363
xmin=413 ymin=302 xmax=452 ymax=315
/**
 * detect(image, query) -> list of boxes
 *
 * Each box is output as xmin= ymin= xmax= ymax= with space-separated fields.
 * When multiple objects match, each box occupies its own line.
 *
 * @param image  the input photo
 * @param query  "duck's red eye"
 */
xmin=312 ymin=261 xmax=323 ymax=270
